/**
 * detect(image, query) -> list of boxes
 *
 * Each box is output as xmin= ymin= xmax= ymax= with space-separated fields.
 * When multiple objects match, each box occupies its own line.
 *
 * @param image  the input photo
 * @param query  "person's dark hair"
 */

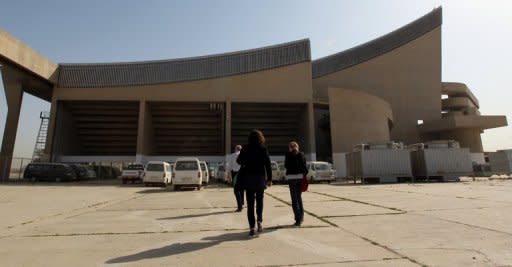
xmin=248 ymin=129 xmax=265 ymax=145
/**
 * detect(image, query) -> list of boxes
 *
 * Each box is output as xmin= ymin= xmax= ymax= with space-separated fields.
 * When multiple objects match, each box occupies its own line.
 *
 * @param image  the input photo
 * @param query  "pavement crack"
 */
xmin=308 ymin=191 xmax=406 ymax=213
xmin=322 ymin=212 xmax=406 ymax=218
xmin=255 ymin=257 xmax=406 ymax=267
xmin=266 ymin=191 xmax=426 ymax=267
xmin=23 ymin=225 xmax=330 ymax=238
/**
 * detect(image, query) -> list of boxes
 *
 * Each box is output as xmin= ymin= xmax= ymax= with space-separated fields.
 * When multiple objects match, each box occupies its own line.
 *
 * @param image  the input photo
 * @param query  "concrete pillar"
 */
xmin=45 ymin=97 xmax=58 ymax=161
xmin=225 ymin=100 xmax=232 ymax=163
xmin=136 ymin=99 xmax=155 ymax=163
xmin=306 ymin=101 xmax=317 ymax=161
xmin=0 ymin=80 xmax=23 ymax=181
xmin=440 ymin=128 xmax=484 ymax=153
xmin=136 ymin=100 xmax=146 ymax=163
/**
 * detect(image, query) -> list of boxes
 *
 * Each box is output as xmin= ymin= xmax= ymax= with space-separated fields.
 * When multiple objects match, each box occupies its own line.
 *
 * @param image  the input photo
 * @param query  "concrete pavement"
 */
xmin=0 ymin=179 xmax=511 ymax=266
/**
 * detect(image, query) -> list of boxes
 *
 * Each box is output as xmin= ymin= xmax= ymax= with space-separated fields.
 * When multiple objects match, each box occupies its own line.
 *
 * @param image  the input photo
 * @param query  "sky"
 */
xmin=1 ymin=0 xmax=511 ymax=158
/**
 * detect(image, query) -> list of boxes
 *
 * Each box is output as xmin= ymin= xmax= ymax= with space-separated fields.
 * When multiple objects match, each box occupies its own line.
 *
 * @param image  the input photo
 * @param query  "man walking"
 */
xmin=227 ymin=145 xmax=244 ymax=212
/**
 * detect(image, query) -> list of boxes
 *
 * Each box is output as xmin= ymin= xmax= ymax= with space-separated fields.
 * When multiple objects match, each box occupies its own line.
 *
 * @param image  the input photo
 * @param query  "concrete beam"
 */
xmin=0 ymin=28 xmax=57 ymax=83
xmin=419 ymin=115 xmax=508 ymax=133
xmin=0 ymin=77 xmax=23 ymax=181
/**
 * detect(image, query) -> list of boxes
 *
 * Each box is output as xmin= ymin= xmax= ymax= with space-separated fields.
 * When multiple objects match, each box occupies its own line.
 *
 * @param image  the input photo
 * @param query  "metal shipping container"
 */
xmin=346 ymin=143 xmax=412 ymax=183
xmin=488 ymin=149 xmax=512 ymax=174
xmin=410 ymin=141 xmax=472 ymax=181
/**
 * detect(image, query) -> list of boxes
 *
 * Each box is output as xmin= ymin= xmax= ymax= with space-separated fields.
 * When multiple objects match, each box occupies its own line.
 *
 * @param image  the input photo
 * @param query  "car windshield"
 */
xmin=200 ymin=163 xmax=206 ymax=171
xmin=175 ymin=161 xmax=199 ymax=171
xmin=126 ymin=165 xmax=144 ymax=170
xmin=315 ymin=164 xmax=329 ymax=170
xmin=146 ymin=164 xmax=164 ymax=172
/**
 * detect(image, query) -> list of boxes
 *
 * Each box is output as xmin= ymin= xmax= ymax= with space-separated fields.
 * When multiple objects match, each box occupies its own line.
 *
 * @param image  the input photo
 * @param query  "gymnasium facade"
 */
xmin=0 ymin=7 xmax=507 ymax=178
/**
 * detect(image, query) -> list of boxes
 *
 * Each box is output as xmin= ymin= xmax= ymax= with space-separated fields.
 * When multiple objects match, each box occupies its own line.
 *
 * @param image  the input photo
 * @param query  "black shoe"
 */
xmin=257 ymin=222 xmax=263 ymax=232
xmin=294 ymin=221 xmax=302 ymax=227
xmin=249 ymin=229 xmax=255 ymax=237
xmin=235 ymin=207 xmax=242 ymax=212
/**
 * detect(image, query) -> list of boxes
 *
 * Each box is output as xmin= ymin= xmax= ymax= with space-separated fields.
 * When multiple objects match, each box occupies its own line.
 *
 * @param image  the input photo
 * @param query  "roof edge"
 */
xmin=312 ymin=7 xmax=442 ymax=78
xmin=59 ymin=39 xmax=311 ymax=67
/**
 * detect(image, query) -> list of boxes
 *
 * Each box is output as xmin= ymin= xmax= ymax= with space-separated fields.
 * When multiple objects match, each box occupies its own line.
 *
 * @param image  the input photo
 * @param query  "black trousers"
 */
xmin=288 ymin=179 xmax=304 ymax=223
xmin=232 ymin=171 xmax=244 ymax=208
xmin=246 ymin=189 xmax=264 ymax=228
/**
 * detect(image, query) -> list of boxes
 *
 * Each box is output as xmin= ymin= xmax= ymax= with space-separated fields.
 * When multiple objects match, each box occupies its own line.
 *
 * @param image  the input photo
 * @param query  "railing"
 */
xmin=0 ymin=156 xmax=32 ymax=182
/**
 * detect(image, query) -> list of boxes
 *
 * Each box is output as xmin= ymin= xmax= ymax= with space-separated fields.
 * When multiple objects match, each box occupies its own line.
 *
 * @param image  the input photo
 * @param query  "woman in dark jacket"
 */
xmin=237 ymin=129 xmax=272 ymax=236
xmin=284 ymin=141 xmax=308 ymax=226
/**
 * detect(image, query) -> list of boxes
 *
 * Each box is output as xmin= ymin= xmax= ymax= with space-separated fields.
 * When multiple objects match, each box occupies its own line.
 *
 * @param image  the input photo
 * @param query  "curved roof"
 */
xmin=312 ymin=7 xmax=442 ymax=78
xmin=58 ymin=39 xmax=311 ymax=88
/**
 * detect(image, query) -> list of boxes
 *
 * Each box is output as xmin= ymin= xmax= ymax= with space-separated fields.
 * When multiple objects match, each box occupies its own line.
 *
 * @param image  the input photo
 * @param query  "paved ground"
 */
xmin=0 ymin=178 xmax=511 ymax=267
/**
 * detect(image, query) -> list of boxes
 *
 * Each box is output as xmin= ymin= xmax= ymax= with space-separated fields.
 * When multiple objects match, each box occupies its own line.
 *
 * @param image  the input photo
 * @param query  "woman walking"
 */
xmin=284 ymin=141 xmax=308 ymax=226
xmin=237 ymin=129 xmax=272 ymax=236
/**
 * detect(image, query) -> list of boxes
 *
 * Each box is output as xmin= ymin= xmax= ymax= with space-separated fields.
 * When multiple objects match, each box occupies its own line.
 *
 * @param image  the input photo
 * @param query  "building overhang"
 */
xmin=419 ymin=115 xmax=507 ymax=133
xmin=57 ymin=39 xmax=311 ymax=88
xmin=312 ymin=7 xmax=442 ymax=78
xmin=0 ymin=28 xmax=58 ymax=83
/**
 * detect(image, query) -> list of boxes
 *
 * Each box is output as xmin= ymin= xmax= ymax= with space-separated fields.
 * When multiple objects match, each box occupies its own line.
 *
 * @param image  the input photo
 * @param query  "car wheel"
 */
xmin=55 ymin=177 xmax=62 ymax=183
xmin=173 ymin=185 xmax=180 ymax=191
xmin=31 ymin=176 xmax=37 ymax=183
xmin=122 ymin=179 xmax=127 ymax=184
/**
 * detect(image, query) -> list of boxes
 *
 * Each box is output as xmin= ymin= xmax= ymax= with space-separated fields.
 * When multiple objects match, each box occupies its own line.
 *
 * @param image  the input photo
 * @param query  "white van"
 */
xmin=306 ymin=161 xmax=336 ymax=183
xmin=143 ymin=161 xmax=172 ymax=187
xmin=271 ymin=161 xmax=285 ymax=183
xmin=200 ymin=161 xmax=210 ymax=185
xmin=173 ymin=157 xmax=202 ymax=190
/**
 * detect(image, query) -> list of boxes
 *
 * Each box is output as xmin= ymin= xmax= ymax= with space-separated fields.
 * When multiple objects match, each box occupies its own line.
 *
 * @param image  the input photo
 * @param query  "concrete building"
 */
xmin=0 ymin=7 xmax=507 ymax=179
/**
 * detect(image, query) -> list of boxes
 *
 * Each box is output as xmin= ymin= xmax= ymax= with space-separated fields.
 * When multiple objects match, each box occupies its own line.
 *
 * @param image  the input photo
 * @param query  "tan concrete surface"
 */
xmin=1 ymin=180 xmax=511 ymax=266
xmin=0 ymin=28 xmax=58 ymax=82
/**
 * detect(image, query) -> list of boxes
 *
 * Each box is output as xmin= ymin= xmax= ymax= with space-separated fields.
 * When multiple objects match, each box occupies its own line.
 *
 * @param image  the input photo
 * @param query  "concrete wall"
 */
xmin=48 ymin=62 xmax=316 ymax=160
xmin=52 ymin=63 xmax=312 ymax=103
xmin=439 ymin=128 xmax=484 ymax=153
xmin=328 ymin=88 xmax=393 ymax=177
xmin=314 ymin=27 xmax=442 ymax=145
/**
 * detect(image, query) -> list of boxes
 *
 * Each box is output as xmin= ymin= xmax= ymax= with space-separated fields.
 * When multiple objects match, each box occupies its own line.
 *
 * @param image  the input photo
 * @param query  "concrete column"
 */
xmin=440 ymin=128 xmax=484 ymax=153
xmin=0 ymin=81 xmax=23 ymax=181
xmin=136 ymin=100 xmax=146 ymax=163
xmin=306 ymin=101 xmax=317 ymax=161
xmin=45 ymin=97 xmax=58 ymax=162
xmin=225 ymin=100 xmax=232 ymax=163
xmin=136 ymin=99 xmax=155 ymax=163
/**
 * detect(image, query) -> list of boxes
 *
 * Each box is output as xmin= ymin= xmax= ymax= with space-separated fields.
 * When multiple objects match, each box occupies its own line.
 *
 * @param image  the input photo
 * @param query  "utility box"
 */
xmin=346 ymin=142 xmax=412 ymax=183
xmin=488 ymin=149 xmax=512 ymax=174
xmin=409 ymin=140 xmax=472 ymax=181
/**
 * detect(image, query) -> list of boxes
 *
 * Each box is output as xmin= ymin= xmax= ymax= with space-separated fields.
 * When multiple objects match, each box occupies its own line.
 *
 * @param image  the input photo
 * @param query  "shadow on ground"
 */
xmin=105 ymin=226 xmax=291 ymax=264
xmin=157 ymin=210 xmax=235 ymax=220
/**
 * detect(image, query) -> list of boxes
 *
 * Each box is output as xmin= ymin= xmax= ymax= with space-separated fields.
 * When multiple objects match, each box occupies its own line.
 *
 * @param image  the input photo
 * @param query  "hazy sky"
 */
xmin=1 ymin=0 xmax=511 ymax=158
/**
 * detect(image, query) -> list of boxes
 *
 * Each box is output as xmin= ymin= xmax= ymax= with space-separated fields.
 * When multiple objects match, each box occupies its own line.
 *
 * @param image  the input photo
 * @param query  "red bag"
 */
xmin=300 ymin=175 xmax=309 ymax=192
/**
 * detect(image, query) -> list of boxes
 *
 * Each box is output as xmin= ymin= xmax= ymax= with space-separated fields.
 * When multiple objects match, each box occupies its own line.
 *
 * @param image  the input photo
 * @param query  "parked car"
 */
xmin=143 ymin=161 xmax=172 ymax=187
xmin=173 ymin=157 xmax=202 ymax=190
xmin=93 ymin=165 xmax=121 ymax=179
xmin=83 ymin=165 xmax=97 ymax=179
xmin=271 ymin=161 xmax=285 ymax=183
xmin=121 ymin=164 xmax=145 ymax=184
xmin=278 ymin=162 xmax=286 ymax=183
xmin=70 ymin=164 xmax=90 ymax=180
xmin=306 ymin=161 xmax=336 ymax=183
xmin=23 ymin=163 xmax=77 ymax=182
xmin=215 ymin=165 xmax=227 ymax=182
xmin=200 ymin=161 xmax=210 ymax=185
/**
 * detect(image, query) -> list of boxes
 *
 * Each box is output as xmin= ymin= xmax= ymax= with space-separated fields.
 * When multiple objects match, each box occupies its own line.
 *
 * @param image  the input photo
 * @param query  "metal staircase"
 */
xmin=32 ymin=111 xmax=50 ymax=161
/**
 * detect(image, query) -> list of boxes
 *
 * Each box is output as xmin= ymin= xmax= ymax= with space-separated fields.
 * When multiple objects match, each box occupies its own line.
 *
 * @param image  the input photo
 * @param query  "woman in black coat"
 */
xmin=237 ymin=129 xmax=272 ymax=236
xmin=284 ymin=141 xmax=308 ymax=226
